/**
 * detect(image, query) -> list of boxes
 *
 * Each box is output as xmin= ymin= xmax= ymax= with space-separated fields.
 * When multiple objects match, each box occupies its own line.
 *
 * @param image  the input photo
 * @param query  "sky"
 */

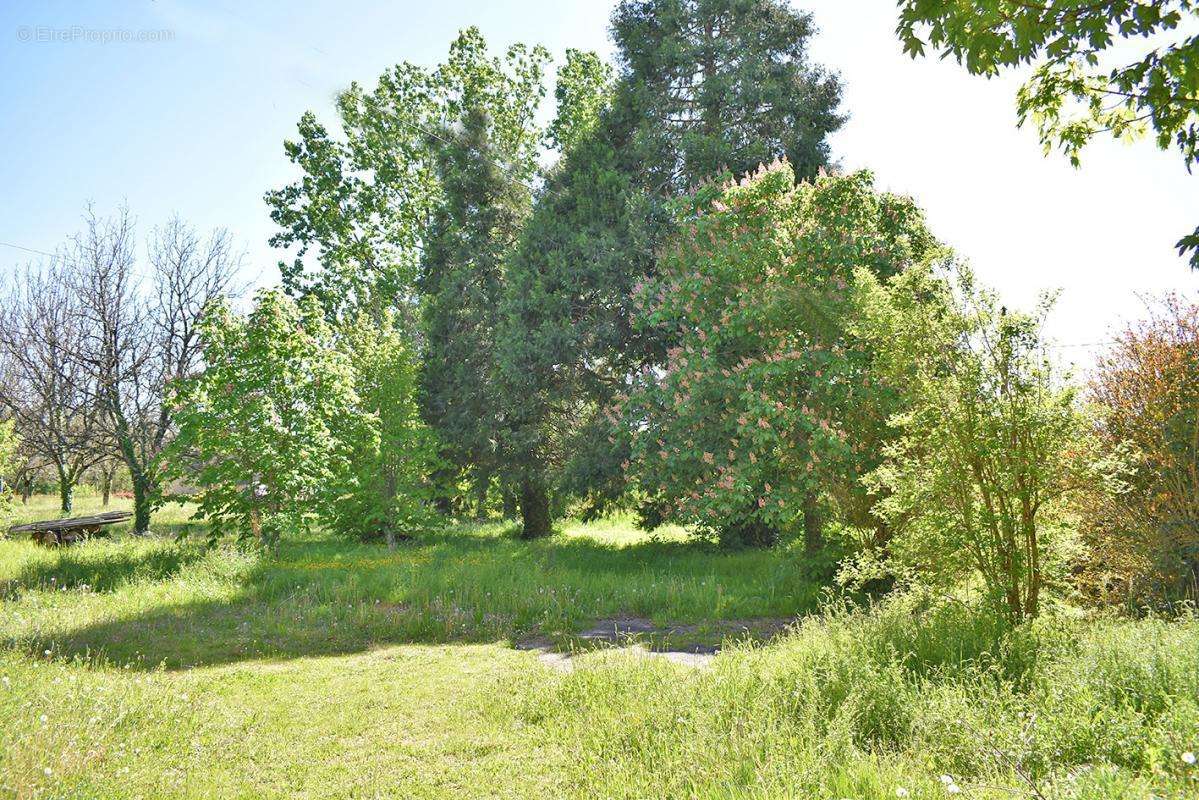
xmin=2 ymin=0 xmax=1197 ymax=369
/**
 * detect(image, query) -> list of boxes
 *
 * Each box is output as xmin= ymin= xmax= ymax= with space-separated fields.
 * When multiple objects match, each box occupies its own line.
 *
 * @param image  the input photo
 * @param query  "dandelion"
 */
xmin=1183 ymin=751 xmax=1197 ymax=765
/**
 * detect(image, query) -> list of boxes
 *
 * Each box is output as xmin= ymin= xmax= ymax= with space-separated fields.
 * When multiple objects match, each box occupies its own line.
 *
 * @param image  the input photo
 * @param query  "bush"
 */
xmin=1079 ymin=295 xmax=1199 ymax=606
xmin=854 ymin=265 xmax=1101 ymax=621
xmin=325 ymin=313 xmax=441 ymax=546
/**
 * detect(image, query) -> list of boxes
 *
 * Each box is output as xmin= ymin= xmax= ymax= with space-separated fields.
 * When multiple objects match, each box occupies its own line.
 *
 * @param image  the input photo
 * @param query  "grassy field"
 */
xmin=2 ymin=496 xmax=1198 ymax=798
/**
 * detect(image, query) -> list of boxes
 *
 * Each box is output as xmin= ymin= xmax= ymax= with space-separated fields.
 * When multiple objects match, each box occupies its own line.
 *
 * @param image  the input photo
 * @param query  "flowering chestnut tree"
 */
xmin=621 ymin=160 xmax=938 ymax=547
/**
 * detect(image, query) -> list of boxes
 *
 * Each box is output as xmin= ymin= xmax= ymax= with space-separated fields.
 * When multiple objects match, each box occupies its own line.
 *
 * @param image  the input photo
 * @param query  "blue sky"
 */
xmin=2 ymin=0 xmax=1196 ymax=366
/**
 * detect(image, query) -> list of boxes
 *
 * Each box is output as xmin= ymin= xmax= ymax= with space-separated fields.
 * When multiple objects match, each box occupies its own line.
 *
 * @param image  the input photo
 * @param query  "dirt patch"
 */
xmin=516 ymin=616 xmax=795 ymax=671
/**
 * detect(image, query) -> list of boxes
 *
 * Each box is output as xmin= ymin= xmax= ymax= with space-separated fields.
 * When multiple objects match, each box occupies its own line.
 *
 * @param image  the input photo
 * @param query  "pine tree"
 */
xmin=420 ymin=108 xmax=532 ymax=517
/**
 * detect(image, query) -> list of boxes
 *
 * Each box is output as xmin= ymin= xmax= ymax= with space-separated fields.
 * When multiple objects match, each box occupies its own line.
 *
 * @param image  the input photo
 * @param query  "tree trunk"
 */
xmin=101 ymin=468 xmax=112 ymax=507
xmin=518 ymin=477 xmax=551 ymax=539
xmin=383 ymin=467 xmax=398 ymax=550
xmin=131 ymin=470 xmax=152 ymax=535
xmin=802 ymin=490 xmax=823 ymax=555
xmin=58 ymin=476 xmax=74 ymax=513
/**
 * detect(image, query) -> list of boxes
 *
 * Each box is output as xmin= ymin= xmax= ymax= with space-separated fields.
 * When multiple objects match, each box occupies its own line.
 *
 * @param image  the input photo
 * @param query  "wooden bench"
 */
xmin=8 ymin=511 xmax=133 ymax=546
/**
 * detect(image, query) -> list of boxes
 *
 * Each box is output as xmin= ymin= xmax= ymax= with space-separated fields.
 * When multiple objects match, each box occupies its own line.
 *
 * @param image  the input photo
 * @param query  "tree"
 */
xmin=416 ymin=35 xmax=549 ymax=518
xmin=896 ymin=0 xmax=1199 ymax=268
xmin=622 ymin=161 xmax=939 ymax=547
xmin=1079 ymin=295 xmax=1199 ymax=604
xmin=0 ymin=262 xmax=104 ymax=512
xmin=167 ymin=290 xmax=358 ymax=546
xmin=420 ymin=108 xmax=533 ymax=517
xmin=855 ymin=265 xmax=1099 ymax=621
xmin=266 ymin=27 xmax=549 ymax=324
xmin=69 ymin=208 xmax=239 ymax=534
xmin=612 ymin=0 xmax=844 ymax=189
xmin=498 ymin=1 xmax=844 ymax=537
xmin=0 ymin=419 xmax=19 ymax=524
xmin=328 ymin=314 xmax=440 ymax=547
xmin=546 ymin=49 xmax=615 ymax=154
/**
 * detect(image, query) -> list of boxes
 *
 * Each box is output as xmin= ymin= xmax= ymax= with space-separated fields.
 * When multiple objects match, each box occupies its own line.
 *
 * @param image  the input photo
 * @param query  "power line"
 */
xmin=0 ymin=240 xmax=57 ymax=260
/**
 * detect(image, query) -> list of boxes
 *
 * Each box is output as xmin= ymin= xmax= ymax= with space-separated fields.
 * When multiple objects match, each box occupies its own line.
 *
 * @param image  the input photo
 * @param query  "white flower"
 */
xmin=946 ymin=783 xmax=961 ymax=795
xmin=939 ymin=775 xmax=954 ymax=785
xmin=896 ymin=788 xmax=910 ymax=798
xmin=43 ymin=767 xmax=52 ymax=776
xmin=39 ymin=714 xmax=47 ymax=723
xmin=1183 ymin=751 xmax=1197 ymax=765
xmin=43 ymin=650 xmax=51 ymax=657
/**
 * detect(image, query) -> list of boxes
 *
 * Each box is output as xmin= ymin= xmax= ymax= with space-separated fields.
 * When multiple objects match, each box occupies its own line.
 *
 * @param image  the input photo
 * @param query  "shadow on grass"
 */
xmin=12 ymin=544 xmax=205 ymax=595
xmin=6 ymin=524 xmax=822 ymax=671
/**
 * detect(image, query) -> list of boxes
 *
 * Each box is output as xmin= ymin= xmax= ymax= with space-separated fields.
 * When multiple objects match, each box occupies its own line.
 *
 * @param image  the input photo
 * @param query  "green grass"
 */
xmin=2 ymin=496 xmax=1198 ymax=798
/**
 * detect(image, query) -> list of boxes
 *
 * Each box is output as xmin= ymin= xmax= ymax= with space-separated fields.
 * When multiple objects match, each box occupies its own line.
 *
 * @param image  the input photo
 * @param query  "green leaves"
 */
xmin=897 ymin=0 xmax=1199 ymax=268
xmin=622 ymin=161 xmax=940 ymax=544
xmin=167 ymin=290 xmax=359 ymax=545
xmin=265 ymin=27 xmax=551 ymax=322
xmin=858 ymin=263 xmax=1099 ymax=620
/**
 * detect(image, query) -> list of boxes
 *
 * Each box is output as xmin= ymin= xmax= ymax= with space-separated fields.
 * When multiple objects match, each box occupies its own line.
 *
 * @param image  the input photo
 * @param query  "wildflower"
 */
xmin=39 ymin=714 xmax=47 ymax=723
xmin=939 ymin=776 xmax=953 ymax=785
xmin=43 ymin=767 xmax=52 ymax=776
xmin=896 ymin=789 xmax=909 ymax=798
xmin=1183 ymin=751 xmax=1197 ymax=765
xmin=946 ymin=784 xmax=961 ymax=795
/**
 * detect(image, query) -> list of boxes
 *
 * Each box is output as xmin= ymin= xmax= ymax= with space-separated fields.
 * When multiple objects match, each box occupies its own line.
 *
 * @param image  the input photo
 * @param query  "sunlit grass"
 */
xmin=2 ymin=498 xmax=1198 ymax=798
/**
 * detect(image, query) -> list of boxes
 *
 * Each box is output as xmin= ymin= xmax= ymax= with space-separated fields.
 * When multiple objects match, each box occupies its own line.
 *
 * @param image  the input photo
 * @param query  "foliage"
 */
xmin=265 ymin=27 xmax=549 ymax=321
xmin=545 ymin=49 xmax=614 ymax=153
xmin=328 ymin=314 xmax=441 ymax=546
xmin=167 ymin=290 xmax=358 ymax=545
xmin=1080 ymin=294 xmax=1199 ymax=605
xmin=611 ymin=0 xmax=844 ymax=189
xmin=622 ymin=161 xmax=939 ymax=548
xmin=497 ymin=0 xmax=845 ymax=536
xmin=854 ymin=265 xmax=1101 ymax=621
xmin=419 ymin=107 xmax=534 ymax=517
xmin=896 ymin=0 xmax=1199 ymax=268
xmin=0 ymin=419 xmax=18 ymax=523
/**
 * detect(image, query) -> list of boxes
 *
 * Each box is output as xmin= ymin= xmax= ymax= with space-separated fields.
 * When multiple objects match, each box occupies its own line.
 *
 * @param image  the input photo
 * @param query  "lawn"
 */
xmin=2 ymin=496 xmax=1198 ymax=799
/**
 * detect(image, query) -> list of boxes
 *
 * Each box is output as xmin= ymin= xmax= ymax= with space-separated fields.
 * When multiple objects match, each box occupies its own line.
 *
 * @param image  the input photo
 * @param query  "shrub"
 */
xmin=1080 ymin=295 xmax=1199 ymax=606
xmin=855 ymin=265 xmax=1101 ymax=621
xmin=325 ymin=313 xmax=441 ymax=546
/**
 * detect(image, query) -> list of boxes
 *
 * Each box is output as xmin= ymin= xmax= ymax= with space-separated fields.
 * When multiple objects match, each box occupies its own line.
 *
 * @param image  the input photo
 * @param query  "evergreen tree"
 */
xmin=420 ymin=107 xmax=532 ymax=517
xmin=612 ymin=0 xmax=844 ymax=189
xmin=497 ymin=0 xmax=843 ymax=537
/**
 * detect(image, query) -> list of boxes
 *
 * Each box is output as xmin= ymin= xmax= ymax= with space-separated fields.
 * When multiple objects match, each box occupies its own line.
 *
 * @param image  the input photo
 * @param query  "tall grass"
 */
xmin=2 ymin=504 xmax=1197 ymax=798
